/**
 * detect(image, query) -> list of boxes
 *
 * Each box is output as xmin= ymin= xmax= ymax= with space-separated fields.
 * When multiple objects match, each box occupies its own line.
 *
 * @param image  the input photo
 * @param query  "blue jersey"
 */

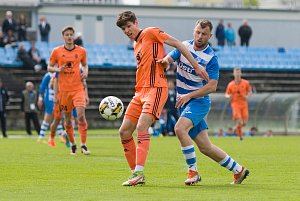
xmin=169 ymin=40 xmax=219 ymax=138
xmin=39 ymin=72 xmax=55 ymax=103
xmin=169 ymin=40 xmax=219 ymax=104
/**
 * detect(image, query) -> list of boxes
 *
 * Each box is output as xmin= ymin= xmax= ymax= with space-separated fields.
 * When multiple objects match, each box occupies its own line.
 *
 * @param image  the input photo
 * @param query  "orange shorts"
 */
xmin=125 ymin=87 xmax=168 ymax=124
xmin=231 ymin=104 xmax=249 ymax=122
xmin=59 ymin=89 xmax=86 ymax=113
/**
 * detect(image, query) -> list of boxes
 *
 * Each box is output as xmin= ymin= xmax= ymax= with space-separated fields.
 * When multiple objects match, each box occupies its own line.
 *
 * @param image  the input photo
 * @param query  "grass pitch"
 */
xmin=0 ymin=131 xmax=299 ymax=201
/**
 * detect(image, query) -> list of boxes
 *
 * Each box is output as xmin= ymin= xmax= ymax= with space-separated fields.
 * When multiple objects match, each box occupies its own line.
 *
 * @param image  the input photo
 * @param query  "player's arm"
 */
xmin=156 ymin=55 xmax=174 ymax=71
xmin=80 ymin=49 xmax=88 ymax=80
xmin=225 ymin=84 xmax=232 ymax=99
xmin=47 ymin=61 xmax=67 ymax=73
xmin=81 ymin=63 xmax=88 ymax=80
xmin=83 ymin=79 xmax=90 ymax=105
xmin=175 ymin=79 xmax=218 ymax=108
xmin=53 ymin=75 xmax=58 ymax=104
xmin=37 ymin=74 xmax=50 ymax=109
xmin=164 ymin=36 xmax=209 ymax=81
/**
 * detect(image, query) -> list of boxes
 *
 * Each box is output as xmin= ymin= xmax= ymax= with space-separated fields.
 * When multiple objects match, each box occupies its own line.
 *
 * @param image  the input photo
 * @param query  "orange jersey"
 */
xmin=134 ymin=27 xmax=170 ymax=89
xmin=49 ymin=45 xmax=86 ymax=92
xmin=225 ymin=79 xmax=252 ymax=106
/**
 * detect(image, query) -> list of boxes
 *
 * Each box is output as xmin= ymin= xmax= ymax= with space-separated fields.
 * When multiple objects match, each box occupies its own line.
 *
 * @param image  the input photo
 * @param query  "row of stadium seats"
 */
xmin=1 ymin=42 xmax=300 ymax=70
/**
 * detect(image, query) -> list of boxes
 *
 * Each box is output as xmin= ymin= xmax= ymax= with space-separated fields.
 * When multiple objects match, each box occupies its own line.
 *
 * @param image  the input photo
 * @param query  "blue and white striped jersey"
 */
xmin=38 ymin=72 xmax=55 ymax=103
xmin=169 ymin=40 xmax=219 ymax=102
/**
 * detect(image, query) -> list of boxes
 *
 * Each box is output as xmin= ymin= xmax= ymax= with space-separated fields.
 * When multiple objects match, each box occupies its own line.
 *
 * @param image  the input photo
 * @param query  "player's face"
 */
xmin=121 ymin=20 xmax=139 ymax=40
xmin=193 ymin=24 xmax=212 ymax=50
xmin=63 ymin=30 xmax=74 ymax=45
xmin=234 ymin=69 xmax=242 ymax=79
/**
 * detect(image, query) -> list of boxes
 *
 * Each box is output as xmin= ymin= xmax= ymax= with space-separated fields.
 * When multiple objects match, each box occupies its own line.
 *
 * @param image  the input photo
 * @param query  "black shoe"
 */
xmin=70 ymin=144 xmax=77 ymax=155
xmin=81 ymin=145 xmax=91 ymax=155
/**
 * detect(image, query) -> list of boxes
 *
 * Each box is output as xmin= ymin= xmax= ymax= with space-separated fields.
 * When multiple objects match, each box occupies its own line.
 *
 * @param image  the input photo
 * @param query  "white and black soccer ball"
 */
xmin=99 ymin=96 xmax=124 ymax=121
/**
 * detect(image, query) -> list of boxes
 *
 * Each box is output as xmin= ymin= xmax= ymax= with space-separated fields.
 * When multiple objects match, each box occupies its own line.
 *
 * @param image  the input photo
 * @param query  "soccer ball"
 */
xmin=99 ymin=96 xmax=124 ymax=121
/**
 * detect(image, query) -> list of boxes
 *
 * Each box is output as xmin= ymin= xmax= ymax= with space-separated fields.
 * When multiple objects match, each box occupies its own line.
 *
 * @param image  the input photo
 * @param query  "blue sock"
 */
xmin=219 ymin=155 xmax=242 ymax=174
xmin=181 ymin=145 xmax=198 ymax=172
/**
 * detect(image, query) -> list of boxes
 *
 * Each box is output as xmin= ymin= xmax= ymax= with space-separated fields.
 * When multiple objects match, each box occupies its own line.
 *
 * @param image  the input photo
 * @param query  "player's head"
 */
xmin=193 ymin=19 xmax=213 ymax=50
xmin=116 ymin=11 xmax=140 ymax=40
xmin=61 ymin=26 xmax=75 ymax=45
xmin=233 ymin=67 xmax=242 ymax=79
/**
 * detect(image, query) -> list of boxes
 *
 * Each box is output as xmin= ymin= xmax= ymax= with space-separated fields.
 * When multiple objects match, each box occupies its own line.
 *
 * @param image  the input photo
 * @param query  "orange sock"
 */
xmin=236 ymin=125 xmax=243 ymax=138
xmin=49 ymin=132 xmax=55 ymax=141
xmin=64 ymin=123 xmax=75 ymax=144
xmin=78 ymin=121 xmax=88 ymax=145
xmin=121 ymin=137 xmax=136 ymax=171
xmin=136 ymin=131 xmax=150 ymax=167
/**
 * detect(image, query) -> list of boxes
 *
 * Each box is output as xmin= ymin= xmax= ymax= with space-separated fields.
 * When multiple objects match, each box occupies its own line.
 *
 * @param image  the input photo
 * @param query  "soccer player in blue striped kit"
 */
xmin=158 ymin=19 xmax=249 ymax=185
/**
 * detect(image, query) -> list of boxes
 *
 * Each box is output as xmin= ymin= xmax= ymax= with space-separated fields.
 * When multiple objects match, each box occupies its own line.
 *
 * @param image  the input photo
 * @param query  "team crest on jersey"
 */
xmin=136 ymin=52 xmax=142 ymax=64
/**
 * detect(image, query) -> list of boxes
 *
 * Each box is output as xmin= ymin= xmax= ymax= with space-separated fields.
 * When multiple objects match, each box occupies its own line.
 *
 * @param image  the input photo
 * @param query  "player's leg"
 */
xmin=240 ymin=105 xmax=249 ymax=140
xmin=73 ymin=90 xmax=89 ymax=154
xmin=37 ymin=113 xmax=52 ymax=143
xmin=175 ymin=117 xmax=200 ymax=185
xmin=60 ymin=91 xmax=76 ymax=154
xmin=176 ymin=99 xmax=210 ymax=185
xmin=193 ymin=129 xmax=250 ymax=184
xmin=119 ymin=96 xmax=140 ymax=186
xmin=64 ymin=111 xmax=76 ymax=154
xmin=48 ymin=117 xmax=62 ymax=147
xmin=38 ymin=100 xmax=54 ymax=142
xmin=76 ymin=106 xmax=89 ymax=154
xmin=232 ymin=106 xmax=243 ymax=140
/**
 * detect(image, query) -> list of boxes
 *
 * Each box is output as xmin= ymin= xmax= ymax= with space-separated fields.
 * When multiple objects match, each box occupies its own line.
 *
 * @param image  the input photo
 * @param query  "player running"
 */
xmin=225 ymin=67 xmax=252 ymax=141
xmin=47 ymin=26 xmax=89 ymax=155
xmin=116 ymin=10 xmax=208 ymax=186
xmin=158 ymin=19 xmax=249 ymax=185
xmin=37 ymin=72 xmax=64 ymax=145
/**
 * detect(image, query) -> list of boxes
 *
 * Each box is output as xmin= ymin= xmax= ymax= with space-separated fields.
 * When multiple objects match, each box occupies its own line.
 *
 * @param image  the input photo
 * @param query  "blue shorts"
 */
xmin=44 ymin=100 xmax=54 ymax=115
xmin=72 ymin=108 xmax=78 ymax=118
xmin=179 ymin=98 xmax=210 ymax=139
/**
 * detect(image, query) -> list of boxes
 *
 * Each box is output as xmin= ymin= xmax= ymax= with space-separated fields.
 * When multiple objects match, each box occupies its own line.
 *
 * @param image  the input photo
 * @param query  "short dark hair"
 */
xmin=62 ymin=26 xmax=75 ymax=35
xmin=116 ymin=11 xmax=137 ymax=28
xmin=195 ymin=19 xmax=213 ymax=31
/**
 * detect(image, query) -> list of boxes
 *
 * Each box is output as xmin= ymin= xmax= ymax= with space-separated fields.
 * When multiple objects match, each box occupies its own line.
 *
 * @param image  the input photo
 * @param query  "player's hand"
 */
xmin=81 ymin=70 xmax=88 ymax=80
xmin=195 ymin=66 xmax=209 ymax=81
xmin=37 ymin=97 xmax=43 ymax=109
xmin=86 ymin=96 xmax=90 ymax=105
xmin=53 ymin=96 xmax=58 ymax=104
xmin=59 ymin=65 xmax=66 ymax=72
xmin=156 ymin=58 xmax=170 ymax=71
xmin=175 ymin=94 xmax=191 ymax=108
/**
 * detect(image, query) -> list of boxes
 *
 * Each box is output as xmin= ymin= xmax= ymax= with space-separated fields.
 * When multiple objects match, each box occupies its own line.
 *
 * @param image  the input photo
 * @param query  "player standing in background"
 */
xmin=47 ymin=26 xmax=89 ymax=155
xmin=225 ymin=67 xmax=252 ymax=141
xmin=158 ymin=19 xmax=249 ymax=185
xmin=116 ymin=10 xmax=208 ymax=186
xmin=37 ymin=72 xmax=64 ymax=146
xmin=48 ymin=73 xmax=89 ymax=148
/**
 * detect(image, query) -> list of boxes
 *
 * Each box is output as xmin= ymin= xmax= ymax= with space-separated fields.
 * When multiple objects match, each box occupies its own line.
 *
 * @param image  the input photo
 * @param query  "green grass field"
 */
xmin=0 ymin=131 xmax=299 ymax=201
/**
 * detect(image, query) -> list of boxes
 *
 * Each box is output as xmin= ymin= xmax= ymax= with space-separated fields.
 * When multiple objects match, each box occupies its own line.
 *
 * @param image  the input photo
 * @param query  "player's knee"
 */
xmin=77 ymin=115 xmax=86 ymax=123
xmin=119 ymin=127 xmax=132 ymax=139
xmin=174 ymin=124 xmax=186 ymax=139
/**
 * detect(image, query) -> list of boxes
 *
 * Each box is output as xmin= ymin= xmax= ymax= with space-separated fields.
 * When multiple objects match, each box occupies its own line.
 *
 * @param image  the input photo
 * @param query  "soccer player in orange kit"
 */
xmin=116 ymin=10 xmax=209 ymax=186
xmin=47 ymin=26 xmax=89 ymax=155
xmin=225 ymin=67 xmax=252 ymax=141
